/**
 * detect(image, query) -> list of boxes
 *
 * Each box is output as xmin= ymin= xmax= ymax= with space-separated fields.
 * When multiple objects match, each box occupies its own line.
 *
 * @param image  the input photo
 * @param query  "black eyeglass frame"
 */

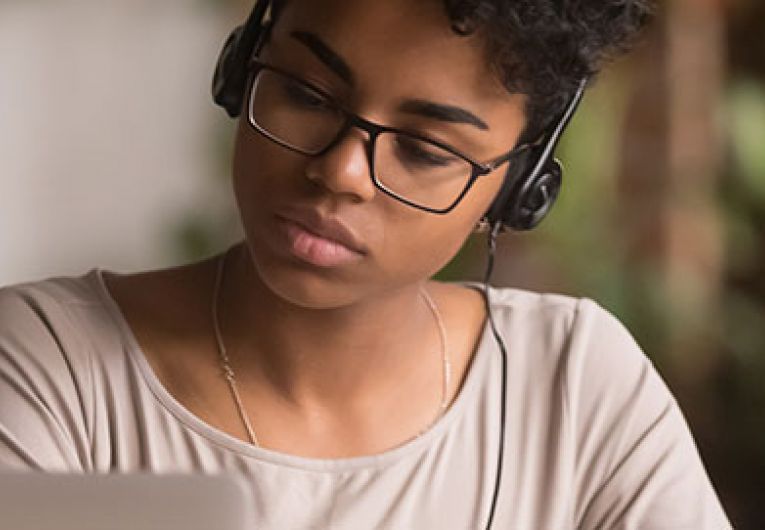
xmin=245 ymin=59 xmax=535 ymax=214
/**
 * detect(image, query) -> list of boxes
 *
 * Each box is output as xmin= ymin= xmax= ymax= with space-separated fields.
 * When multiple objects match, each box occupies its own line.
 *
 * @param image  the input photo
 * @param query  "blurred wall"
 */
xmin=0 ymin=0 xmax=237 ymax=286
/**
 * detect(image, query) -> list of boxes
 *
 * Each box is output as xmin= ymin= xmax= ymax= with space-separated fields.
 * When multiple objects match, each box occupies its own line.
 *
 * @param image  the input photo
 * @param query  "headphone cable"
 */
xmin=482 ymin=221 xmax=508 ymax=530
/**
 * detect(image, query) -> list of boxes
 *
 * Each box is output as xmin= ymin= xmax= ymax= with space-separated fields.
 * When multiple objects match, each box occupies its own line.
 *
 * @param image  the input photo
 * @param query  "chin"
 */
xmin=243 ymin=236 xmax=375 ymax=310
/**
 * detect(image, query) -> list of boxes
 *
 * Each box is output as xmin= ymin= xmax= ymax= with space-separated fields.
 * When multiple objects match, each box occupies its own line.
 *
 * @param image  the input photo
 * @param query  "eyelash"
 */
xmin=394 ymin=135 xmax=456 ymax=167
xmin=284 ymin=81 xmax=334 ymax=110
xmin=266 ymin=66 xmax=469 ymax=164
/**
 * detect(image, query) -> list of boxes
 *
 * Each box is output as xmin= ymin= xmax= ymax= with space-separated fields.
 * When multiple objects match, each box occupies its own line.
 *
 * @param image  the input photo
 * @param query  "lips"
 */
xmin=274 ymin=208 xmax=368 ymax=268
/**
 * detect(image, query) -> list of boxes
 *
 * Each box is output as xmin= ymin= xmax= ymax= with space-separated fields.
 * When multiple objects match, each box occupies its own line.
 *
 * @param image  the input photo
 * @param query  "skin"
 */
xmin=104 ymin=0 xmax=528 ymax=458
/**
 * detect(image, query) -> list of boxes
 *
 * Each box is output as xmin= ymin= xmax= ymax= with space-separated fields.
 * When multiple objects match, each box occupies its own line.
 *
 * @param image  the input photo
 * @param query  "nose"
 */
xmin=304 ymin=128 xmax=377 ymax=203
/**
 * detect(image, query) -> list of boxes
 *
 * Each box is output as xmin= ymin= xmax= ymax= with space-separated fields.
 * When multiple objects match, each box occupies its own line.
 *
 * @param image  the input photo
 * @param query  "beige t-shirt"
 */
xmin=0 ymin=269 xmax=730 ymax=529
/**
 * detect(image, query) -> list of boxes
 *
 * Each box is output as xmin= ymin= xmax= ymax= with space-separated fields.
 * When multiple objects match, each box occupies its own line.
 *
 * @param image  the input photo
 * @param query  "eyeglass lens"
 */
xmin=248 ymin=67 xmax=475 ymax=211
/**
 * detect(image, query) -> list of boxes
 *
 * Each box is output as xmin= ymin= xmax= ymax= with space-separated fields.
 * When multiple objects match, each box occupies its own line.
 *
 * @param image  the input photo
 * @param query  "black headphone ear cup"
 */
xmin=213 ymin=26 xmax=247 ymax=118
xmin=484 ymin=156 xmax=563 ymax=232
xmin=509 ymin=159 xmax=562 ymax=231
xmin=212 ymin=0 xmax=273 ymax=118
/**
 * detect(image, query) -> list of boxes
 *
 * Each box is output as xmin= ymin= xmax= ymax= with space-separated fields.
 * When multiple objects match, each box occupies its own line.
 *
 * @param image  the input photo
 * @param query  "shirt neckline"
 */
xmin=87 ymin=267 xmax=496 ymax=473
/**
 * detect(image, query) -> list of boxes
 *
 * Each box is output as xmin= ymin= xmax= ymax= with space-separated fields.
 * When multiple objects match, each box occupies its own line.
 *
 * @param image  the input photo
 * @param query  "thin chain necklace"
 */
xmin=210 ymin=246 xmax=452 ymax=447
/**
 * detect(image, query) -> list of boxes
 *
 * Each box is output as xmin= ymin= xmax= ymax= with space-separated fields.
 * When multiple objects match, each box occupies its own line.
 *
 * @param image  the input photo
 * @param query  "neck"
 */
xmin=216 ymin=243 xmax=443 ymax=412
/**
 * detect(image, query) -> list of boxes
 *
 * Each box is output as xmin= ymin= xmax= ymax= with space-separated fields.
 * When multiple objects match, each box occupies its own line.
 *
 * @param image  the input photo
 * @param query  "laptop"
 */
xmin=0 ymin=472 xmax=254 ymax=530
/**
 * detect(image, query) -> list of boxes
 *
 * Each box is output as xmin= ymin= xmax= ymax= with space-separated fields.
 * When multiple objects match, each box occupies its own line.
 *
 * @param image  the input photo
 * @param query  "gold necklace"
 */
xmin=211 ymin=247 xmax=451 ymax=447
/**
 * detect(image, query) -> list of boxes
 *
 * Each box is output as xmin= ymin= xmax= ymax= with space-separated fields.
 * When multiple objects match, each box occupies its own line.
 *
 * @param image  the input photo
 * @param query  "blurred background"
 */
xmin=1 ymin=0 xmax=762 ymax=525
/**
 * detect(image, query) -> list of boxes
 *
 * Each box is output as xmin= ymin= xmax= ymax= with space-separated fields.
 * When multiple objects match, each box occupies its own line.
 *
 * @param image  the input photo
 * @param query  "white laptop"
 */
xmin=0 ymin=472 xmax=254 ymax=530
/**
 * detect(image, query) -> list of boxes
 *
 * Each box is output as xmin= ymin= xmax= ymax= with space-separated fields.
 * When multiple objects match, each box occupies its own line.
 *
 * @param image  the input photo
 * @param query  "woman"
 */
xmin=0 ymin=0 xmax=731 ymax=528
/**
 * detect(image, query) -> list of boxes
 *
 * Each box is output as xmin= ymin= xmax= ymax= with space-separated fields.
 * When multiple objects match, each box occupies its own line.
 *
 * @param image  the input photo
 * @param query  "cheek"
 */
xmin=231 ymin=124 xmax=306 ymax=279
xmin=233 ymin=121 xmax=291 ymax=198
xmin=232 ymin=120 xmax=308 ymax=236
xmin=382 ymin=219 xmax=469 ymax=278
xmin=375 ymin=181 xmax=500 ymax=283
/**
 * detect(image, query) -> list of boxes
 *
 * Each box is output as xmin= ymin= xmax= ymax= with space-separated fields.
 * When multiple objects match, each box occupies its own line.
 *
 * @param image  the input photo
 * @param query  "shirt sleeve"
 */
xmin=0 ymin=284 xmax=91 ymax=472
xmin=568 ymin=299 xmax=731 ymax=529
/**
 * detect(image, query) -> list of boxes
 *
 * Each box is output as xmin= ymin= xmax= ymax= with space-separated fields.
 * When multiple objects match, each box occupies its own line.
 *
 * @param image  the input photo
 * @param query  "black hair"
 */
xmin=444 ymin=0 xmax=654 ymax=140
xmin=271 ymin=0 xmax=654 ymax=141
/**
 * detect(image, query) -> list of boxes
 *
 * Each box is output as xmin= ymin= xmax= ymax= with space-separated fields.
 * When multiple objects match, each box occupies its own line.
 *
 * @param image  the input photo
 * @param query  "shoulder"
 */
xmin=0 ymin=271 xmax=109 ymax=471
xmin=0 ymin=271 xmax=113 ymax=397
xmin=0 ymin=270 xmax=108 ymax=362
xmin=483 ymin=285 xmax=584 ymax=333
xmin=484 ymin=284 xmax=619 ymax=329
xmin=476 ymin=284 xmax=663 ymax=429
xmin=0 ymin=270 xmax=132 ymax=412
xmin=482 ymin=286 xmax=731 ymax=527
xmin=0 ymin=272 xmax=94 ymax=309
xmin=480 ymin=284 xmax=645 ymax=372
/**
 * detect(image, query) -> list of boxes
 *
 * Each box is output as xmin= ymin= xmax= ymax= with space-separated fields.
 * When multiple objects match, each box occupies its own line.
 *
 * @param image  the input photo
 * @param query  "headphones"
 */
xmin=212 ymin=0 xmax=586 ymax=233
xmin=484 ymin=79 xmax=586 ymax=231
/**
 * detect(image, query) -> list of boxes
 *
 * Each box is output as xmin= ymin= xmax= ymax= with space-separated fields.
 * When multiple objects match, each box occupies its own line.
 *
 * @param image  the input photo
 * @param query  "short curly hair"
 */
xmin=444 ymin=0 xmax=654 ymax=140
xmin=270 ymin=0 xmax=654 ymax=140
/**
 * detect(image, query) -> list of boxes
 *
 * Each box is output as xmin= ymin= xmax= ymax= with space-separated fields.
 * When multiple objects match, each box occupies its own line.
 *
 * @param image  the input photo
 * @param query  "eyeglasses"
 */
xmin=245 ymin=60 xmax=528 ymax=214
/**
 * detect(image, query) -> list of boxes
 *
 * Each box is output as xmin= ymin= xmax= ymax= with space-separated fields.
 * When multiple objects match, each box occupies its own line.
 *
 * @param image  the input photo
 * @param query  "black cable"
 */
xmin=482 ymin=221 xmax=508 ymax=530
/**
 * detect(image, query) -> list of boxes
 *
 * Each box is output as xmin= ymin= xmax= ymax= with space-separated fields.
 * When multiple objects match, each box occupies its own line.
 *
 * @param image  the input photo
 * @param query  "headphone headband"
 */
xmin=526 ymin=79 xmax=587 ymax=181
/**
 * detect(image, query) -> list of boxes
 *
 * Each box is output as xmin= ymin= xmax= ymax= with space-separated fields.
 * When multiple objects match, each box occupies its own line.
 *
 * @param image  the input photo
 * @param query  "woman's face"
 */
xmin=232 ymin=0 xmax=527 ymax=308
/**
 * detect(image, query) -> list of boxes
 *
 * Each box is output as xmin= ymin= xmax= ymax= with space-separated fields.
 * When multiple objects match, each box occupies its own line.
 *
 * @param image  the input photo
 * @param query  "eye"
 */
xmin=282 ymin=78 xmax=334 ymax=112
xmin=393 ymin=134 xmax=458 ymax=168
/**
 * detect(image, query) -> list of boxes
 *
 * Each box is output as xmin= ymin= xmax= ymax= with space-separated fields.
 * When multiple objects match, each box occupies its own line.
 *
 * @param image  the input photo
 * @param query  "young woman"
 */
xmin=0 ymin=0 xmax=731 ymax=528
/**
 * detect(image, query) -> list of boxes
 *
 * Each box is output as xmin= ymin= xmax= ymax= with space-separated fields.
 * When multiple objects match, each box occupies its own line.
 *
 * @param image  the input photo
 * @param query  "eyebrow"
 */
xmin=290 ymin=30 xmax=489 ymax=132
xmin=398 ymin=100 xmax=490 ymax=131
xmin=291 ymin=30 xmax=355 ymax=86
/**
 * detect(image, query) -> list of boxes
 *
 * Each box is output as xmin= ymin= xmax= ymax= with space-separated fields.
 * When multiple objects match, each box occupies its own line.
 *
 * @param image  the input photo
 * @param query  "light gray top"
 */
xmin=0 ymin=269 xmax=730 ymax=529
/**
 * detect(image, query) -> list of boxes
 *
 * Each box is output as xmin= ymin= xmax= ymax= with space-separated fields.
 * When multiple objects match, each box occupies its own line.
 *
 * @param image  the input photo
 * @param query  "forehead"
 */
xmin=269 ymin=0 xmax=511 ymax=107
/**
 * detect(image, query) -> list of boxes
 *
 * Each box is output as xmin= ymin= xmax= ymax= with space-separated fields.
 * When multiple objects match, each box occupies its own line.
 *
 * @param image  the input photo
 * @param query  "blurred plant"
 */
xmin=713 ymin=78 xmax=765 ymax=522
